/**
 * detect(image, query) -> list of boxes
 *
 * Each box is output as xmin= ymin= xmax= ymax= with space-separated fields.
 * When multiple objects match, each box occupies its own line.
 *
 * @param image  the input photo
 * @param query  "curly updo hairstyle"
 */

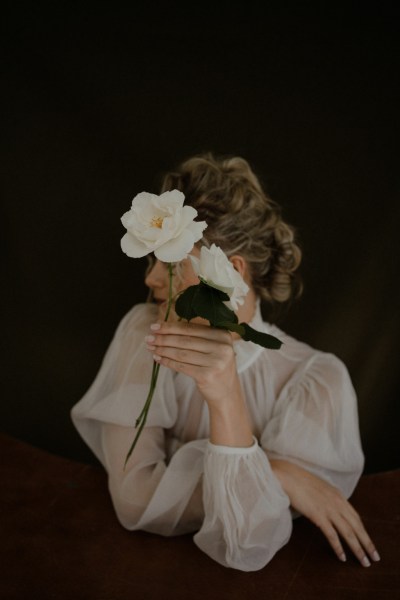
xmin=160 ymin=153 xmax=302 ymax=305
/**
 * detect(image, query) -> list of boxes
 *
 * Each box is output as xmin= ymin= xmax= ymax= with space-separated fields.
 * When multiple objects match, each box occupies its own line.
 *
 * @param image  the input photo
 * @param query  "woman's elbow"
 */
xmin=108 ymin=480 xmax=147 ymax=530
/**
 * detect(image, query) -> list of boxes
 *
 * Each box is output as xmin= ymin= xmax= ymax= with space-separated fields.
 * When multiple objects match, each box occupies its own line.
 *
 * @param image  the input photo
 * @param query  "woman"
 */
xmin=71 ymin=153 xmax=379 ymax=571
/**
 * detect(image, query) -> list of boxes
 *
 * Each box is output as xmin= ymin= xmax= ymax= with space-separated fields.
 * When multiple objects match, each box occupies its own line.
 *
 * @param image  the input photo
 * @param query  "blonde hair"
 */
xmin=159 ymin=153 xmax=302 ymax=304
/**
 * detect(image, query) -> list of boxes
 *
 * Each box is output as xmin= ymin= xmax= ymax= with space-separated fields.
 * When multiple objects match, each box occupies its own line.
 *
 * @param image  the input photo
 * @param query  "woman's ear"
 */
xmin=229 ymin=255 xmax=248 ymax=279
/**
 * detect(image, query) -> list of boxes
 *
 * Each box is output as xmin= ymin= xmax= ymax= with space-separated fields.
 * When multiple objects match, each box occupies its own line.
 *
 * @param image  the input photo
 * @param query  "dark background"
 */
xmin=2 ymin=4 xmax=399 ymax=472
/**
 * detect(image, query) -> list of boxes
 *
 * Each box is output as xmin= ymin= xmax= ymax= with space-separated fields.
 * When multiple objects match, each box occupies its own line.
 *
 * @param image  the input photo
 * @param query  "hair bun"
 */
xmin=161 ymin=153 xmax=302 ymax=305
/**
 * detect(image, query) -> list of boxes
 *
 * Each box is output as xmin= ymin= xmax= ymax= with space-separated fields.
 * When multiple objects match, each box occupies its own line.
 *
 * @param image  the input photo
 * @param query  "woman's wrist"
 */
xmin=208 ymin=392 xmax=254 ymax=448
xmin=269 ymin=459 xmax=298 ymax=497
xmin=208 ymin=436 xmax=258 ymax=454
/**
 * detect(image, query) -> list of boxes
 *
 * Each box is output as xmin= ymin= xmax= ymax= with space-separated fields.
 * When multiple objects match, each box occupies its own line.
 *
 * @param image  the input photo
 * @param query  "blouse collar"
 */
xmin=233 ymin=298 xmax=272 ymax=373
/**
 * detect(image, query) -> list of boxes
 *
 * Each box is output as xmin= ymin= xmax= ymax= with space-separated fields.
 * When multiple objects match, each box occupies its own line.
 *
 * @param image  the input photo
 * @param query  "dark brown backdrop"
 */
xmin=2 ymin=5 xmax=399 ymax=472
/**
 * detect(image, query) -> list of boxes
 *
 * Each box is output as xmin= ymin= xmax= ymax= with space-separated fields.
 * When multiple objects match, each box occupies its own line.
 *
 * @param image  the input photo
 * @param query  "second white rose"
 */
xmin=189 ymin=244 xmax=249 ymax=311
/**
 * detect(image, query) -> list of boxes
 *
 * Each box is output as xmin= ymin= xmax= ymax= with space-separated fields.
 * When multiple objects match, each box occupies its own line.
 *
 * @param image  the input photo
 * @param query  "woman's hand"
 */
xmin=145 ymin=320 xmax=254 ymax=447
xmin=270 ymin=458 xmax=380 ymax=567
xmin=145 ymin=320 xmax=237 ymax=407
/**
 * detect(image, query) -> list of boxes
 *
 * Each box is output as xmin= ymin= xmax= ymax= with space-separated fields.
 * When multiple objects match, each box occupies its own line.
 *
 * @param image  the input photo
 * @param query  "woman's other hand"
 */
xmin=269 ymin=458 xmax=381 ymax=567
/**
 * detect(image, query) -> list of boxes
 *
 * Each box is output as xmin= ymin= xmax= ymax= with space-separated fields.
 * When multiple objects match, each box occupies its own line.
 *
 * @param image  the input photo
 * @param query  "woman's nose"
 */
xmin=145 ymin=260 xmax=167 ymax=289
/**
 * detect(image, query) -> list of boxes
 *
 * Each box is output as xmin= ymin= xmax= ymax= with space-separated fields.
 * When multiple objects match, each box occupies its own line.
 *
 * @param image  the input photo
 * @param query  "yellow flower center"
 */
xmin=150 ymin=216 xmax=164 ymax=229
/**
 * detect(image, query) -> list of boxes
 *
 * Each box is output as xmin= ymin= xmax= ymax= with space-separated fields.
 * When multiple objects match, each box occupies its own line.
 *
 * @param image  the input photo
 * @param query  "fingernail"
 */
xmin=150 ymin=323 xmax=161 ymax=331
xmin=153 ymin=354 xmax=161 ymax=361
xmin=362 ymin=556 xmax=371 ymax=567
xmin=372 ymin=550 xmax=381 ymax=562
xmin=339 ymin=552 xmax=347 ymax=562
xmin=145 ymin=335 xmax=155 ymax=343
xmin=146 ymin=344 xmax=156 ymax=351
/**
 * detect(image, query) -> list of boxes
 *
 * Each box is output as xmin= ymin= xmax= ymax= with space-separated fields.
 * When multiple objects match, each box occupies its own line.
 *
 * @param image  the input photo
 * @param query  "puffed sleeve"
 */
xmin=100 ymin=424 xmax=206 ymax=536
xmin=261 ymin=352 xmax=365 ymax=498
xmin=71 ymin=304 xmax=205 ymax=535
xmin=71 ymin=304 xmax=178 ymax=464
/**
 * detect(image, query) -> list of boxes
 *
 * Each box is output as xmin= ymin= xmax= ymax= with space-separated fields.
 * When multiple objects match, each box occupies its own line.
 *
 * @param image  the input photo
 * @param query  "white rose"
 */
xmin=189 ymin=244 xmax=249 ymax=311
xmin=120 ymin=190 xmax=207 ymax=262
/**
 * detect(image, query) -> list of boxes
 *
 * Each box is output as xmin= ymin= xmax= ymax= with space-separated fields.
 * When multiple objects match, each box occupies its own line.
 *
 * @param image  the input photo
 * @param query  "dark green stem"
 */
xmin=164 ymin=263 xmax=174 ymax=321
xmin=124 ymin=261 xmax=174 ymax=469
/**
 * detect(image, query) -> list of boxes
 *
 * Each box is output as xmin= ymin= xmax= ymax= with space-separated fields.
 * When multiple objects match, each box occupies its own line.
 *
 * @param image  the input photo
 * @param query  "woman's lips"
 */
xmin=153 ymin=298 xmax=167 ymax=306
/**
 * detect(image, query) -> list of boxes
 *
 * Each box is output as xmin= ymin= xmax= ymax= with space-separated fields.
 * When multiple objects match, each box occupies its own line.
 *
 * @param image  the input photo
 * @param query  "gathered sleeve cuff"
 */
xmin=207 ymin=436 xmax=259 ymax=455
xmin=194 ymin=437 xmax=292 ymax=571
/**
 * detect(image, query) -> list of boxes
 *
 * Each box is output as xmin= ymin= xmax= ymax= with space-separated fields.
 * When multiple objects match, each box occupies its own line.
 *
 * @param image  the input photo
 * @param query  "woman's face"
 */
xmin=144 ymin=247 xmax=201 ymax=321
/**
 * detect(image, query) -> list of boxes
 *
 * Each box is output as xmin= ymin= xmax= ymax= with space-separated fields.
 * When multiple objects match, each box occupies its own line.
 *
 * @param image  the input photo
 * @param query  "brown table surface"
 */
xmin=1 ymin=432 xmax=399 ymax=600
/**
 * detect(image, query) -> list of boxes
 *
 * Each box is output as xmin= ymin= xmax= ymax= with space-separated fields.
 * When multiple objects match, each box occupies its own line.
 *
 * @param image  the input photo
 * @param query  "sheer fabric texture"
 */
xmin=71 ymin=302 xmax=364 ymax=571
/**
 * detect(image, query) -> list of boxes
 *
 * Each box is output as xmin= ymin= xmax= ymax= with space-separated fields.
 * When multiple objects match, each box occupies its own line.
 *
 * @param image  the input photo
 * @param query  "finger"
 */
xmin=152 ymin=344 xmax=215 ymax=368
xmin=150 ymin=320 xmax=233 ymax=343
xmin=145 ymin=334 xmax=220 ymax=354
xmin=334 ymin=514 xmax=374 ymax=567
xmin=341 ymin=509 xmax=381 ymax=563
xmin=317 ymin=520 xmax=347 ymax=563
xmin=152 ymin=351 xmax=206 ymax=377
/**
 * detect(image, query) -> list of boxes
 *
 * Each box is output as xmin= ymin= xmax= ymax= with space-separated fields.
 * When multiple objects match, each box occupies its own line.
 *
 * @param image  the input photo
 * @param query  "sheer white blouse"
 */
xmin=71 ymin=302 xmax=364 ymax=572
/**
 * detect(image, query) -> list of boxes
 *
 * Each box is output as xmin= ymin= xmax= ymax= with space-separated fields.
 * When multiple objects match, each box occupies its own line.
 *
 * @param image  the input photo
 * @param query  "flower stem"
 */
xmin=124 ymin=262 xmax=174 ymax=469
xmin=164 ymin=263 xmax=174 ymax=320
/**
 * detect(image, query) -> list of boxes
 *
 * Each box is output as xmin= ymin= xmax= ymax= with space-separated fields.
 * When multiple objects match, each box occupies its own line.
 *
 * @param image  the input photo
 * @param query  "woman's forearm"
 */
xmin=207 ymin=385 xmax=254 ymax=448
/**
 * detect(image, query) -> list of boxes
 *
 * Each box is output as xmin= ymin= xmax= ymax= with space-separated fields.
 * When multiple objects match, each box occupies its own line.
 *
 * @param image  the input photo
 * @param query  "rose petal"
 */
xmin=131 ymin=191 xmax=158 ymax=208
xmin=154 ymin=228 xmax=196 ymax=262
xmin=121 ymin=210 xmax=137 ymax=229
xmin=120 ymin=233 xmax=150 ymax=258
xmin=162 ymin=208 xmax=184 ymax=237
xmin=186 ymin=218 xmax=208 ymax=243
xmin=179 ymin=205 xmax=199 ymax=227
xmin=159 ymin=190 xmax=185 ymax=209
xmin=138 ymin=225 xmax=170 ymax=244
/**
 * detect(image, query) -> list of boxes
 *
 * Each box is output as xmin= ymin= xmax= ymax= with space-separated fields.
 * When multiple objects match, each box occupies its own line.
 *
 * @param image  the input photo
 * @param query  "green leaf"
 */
xmin=175 ymin=284 xmax=282 ymax=351
xmin=240 ymin=323 xmax=283 ymax=349
xmin=198 ymin=278 xmax=230 ymax=302
xmin=175 ymin=285 xmax=200 ymax=321
xmin=192 ymin=285 xmax=238 ymax=326
xmin=175 ymin=283 xmax=237 ymax=325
